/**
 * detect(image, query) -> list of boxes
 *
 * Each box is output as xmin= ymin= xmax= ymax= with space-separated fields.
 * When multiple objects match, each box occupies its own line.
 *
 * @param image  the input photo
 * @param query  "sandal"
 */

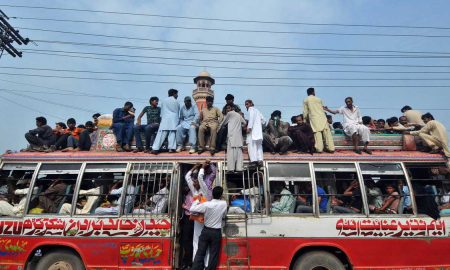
xmin=363 ymin=149 xmax=373 ymax=155
xmin=354 ymin=149 xmax=362 ymax=155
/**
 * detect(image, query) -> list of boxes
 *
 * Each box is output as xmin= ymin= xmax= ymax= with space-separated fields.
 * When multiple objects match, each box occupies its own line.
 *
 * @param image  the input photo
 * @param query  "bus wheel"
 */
xmin=293 ymin=251 xmax=345 ymax=270
xmin=36 ymin=251 xmax=85 ymax=270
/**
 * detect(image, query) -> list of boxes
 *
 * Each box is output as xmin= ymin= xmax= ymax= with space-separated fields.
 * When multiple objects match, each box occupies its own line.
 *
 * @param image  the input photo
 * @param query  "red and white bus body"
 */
xmin=0 ymin=151 xmax=449 ymax=270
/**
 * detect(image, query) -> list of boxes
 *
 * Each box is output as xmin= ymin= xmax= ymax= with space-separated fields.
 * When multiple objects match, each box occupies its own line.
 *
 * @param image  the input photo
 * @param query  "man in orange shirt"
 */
xmin=62 ymin=118 xmax=84 ymax=152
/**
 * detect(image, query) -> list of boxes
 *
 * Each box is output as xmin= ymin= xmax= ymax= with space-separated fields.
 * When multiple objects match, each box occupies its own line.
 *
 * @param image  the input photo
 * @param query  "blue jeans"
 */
xmin=67 ymin=136 xmax=79 ymax=148
xmin=111 ymin=122 xmax=134 ymax=146
xmin=176 ymin=125 xmax=197 ymax=148
xmin=134 ymin=123 xmax=159 ymax=150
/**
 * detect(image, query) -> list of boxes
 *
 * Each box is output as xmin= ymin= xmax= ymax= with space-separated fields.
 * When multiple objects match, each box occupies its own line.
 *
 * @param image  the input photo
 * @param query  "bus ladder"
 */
xmin=222 ymin=157 xmax=259 ymax=269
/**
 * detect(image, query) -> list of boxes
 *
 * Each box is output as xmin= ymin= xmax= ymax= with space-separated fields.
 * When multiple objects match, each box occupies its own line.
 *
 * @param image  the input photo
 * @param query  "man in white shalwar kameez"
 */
xmin=152 ymin=89 xmax=180 ymax=154
xmin=185 ymin=164 xmax=210 ymax=267
xmin=245 ymin=100 xmax=265 ymax=166
xmin=325 ymin=97 xmax=372 ymax=155
xmin=219 ymin=105 xmax=246 ymax=172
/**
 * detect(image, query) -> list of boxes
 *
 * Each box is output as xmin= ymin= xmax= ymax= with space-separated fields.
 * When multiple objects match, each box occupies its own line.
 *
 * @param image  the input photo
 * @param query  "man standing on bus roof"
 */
xmin=245 ymin=99 xmax=265 ymax=168
xmin=303 ymin=87 xmax=335 ymax=153
xmin=190 ymin=186 xmax=227 ymax=270
xmin=406 ymin=113 xmax=450 ymax=158
xmin=218 ymin=105 xmax=246 ymax=172
xmin=112 ymin=101 xmax=135 ymax=152
xmin=325 ymin=97 xmax=372 ymax=155
xmin=134 ymin=96 xmax=161 ymax=153
xmin=152 ymin=89 xmax=180 ymax=154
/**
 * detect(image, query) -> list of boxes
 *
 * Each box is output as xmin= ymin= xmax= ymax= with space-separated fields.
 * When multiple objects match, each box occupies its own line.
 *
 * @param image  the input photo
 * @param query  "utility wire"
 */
xmin=1 ymin=66 xmax=450 ymax=81
xmin=3 ymin=4 xmax=450 ymax=30
xmin=0 ymin=93 xmax=65 ymax=120
xmin=2 ymin=72 xmax=450 ymax=88
xmin=22 ymin=49 xmax=450 ymax=69
xmin=10 ymin=18 xmax=450 ymax=39
xmin=30 ymin=39 xmax=450 ymax=58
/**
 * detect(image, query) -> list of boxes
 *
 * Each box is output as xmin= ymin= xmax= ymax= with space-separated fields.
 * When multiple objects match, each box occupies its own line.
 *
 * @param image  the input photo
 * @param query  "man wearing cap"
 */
xmin=176 ymin=96 xmax=200 ymax=153
xmin=217 ymin=94 xmax=242 ymax=151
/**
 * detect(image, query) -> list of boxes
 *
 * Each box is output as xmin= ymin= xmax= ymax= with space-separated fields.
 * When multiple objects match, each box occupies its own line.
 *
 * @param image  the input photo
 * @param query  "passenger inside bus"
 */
xmin=331 ymin=179 xmax=363 ymax=214
xmin=30 ymin=176 xmax=69 ymax=214
xmin=132 ymin=176 xmax=170 ymax=215
xmin=366 ymin=180 xmax=383 ymax=212
xmin=270 ymin=181 xmax=295 ymax=214
xmin=59 ymin=176 xmax=106 ymax=215
xmin=295 ymin=184 xmax=328 ymax=213
xmin=374 ymin=183 xmax=401 ymax=214
xmin=94 ymin=180 xmax=135 ymax=215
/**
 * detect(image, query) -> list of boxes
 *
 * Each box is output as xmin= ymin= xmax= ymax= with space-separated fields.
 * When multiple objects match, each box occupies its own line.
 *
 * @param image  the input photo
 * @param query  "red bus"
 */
xmin=0 ymin=150 xmax=449 ymax=269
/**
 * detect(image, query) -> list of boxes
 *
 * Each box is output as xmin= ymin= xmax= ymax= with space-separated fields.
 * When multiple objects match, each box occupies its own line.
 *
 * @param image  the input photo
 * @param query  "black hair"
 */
xmin=206 ymin=96 xmax=214 ymax=102
xmin=168 ymin=89 xmax=178 ymax=97
xmin=378 ymin=119 xmax=386 ymax=124
xmin=245 ymin=99 xmax=253 ymax=106
xmin=56 ymin=122 xmax=67 ymax=129
xmin=212 ymin=186 xmax=223 ymax=199
xmin=422 ymin=112 xmax=434 ymax=120
xmin=326 ymin=114 xmax=332 ymax=120
xmin=290 ymin=116 xmax=297 ymax=123
xmin=362 ymin=116 xmax=372 ymax=125
xmin=77 ymin=124 xmax=86 ymax=129
xmin=124 ymin=101 xmax=133 ymax=108
xmin=225 ymin=94 xmax=234 ymax=100
xmin=401 ymin=105 xmax=412 ymax=113
xmin=67 ymin=118 xmax=76 ymax=125
xmin=387 ymin=117 xmax=399 ymax=126
xmin=150 ymin=96 xmax=159 ymax=103
xmin=306 ymin=87 xmax=315 ymax=95
xmin=85 ymin=121 xmax=94 ymax=127
xmin=345 ymin=97 xmax=353 ymax=103
xmin=271 ymin=110 xmax=281 ymax=118
xmin=35 ymin=116 xmax=47 ymax=125
xmin=333 ymin=122 xmax=343 ymax=129
xmin=92 ymin=113 xmax=101 ymax=119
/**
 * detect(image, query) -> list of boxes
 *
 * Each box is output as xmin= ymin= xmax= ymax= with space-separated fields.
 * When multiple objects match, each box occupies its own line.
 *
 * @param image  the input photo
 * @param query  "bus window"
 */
xmin=123 ymin=162 xmax=174 ymax=217
xmin=268 ymin=163 xmax=311 ymax=215
xmin=225 ymin=166 xmax=265 ymax=215
xmin=27 ymin=163 xmax=81 ymax=215
xmin=0 ymin=163 xmax=36 ymax=217
xmin=360 ymin=163 xmax=409 ymax=215
xmin=405 ymin=163 xmax=450 ymax=218
xmin=313 ymin=163 xmax=361 ymax=215
xmin=71 ymin=163 xmax=127 ymax=216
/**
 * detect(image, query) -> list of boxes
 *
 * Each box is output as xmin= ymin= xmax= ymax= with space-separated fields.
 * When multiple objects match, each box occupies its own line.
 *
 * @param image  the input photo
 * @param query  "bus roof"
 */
xmin=0 ymin=150 xmax=446 ymax=163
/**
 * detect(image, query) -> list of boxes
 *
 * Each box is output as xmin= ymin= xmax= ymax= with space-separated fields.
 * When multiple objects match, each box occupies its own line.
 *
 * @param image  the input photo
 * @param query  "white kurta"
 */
xmin=246 ymin=107 xmax=265 ymax=162
xmin=338 ymin=105 xmax=370 ymax=143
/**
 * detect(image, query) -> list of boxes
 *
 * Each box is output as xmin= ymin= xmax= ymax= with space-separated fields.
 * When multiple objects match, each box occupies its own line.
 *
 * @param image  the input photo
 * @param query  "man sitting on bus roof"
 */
xmin=176 ymin=96 xmax=199 ymax=154
xmin=406 ymin=112 xmax=450 ymax=158
xmin=198 ymin=96 xmax=223 ymax=155
xmin=134 ymin=96 xmax=161 ymax=153
xmin=112 ymin=101 xmax=135 ymax=152
xmin=325 ymin=97 xmax=372 ymax=155
xmin=263 ymin=110 xmax=292 ymax=155
xmin=24 ymin=116 xmax=55 ymax=152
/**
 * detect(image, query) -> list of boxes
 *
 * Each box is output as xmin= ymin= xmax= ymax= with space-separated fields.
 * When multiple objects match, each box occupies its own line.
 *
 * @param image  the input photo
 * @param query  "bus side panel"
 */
xmin=217 ymin=237 xmax=450 ymax=269
xmin=0 ymin=236 xmax=172 ymax=270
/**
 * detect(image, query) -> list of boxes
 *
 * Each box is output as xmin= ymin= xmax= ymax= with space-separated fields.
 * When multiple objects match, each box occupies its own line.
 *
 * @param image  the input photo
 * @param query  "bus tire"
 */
xmin=293 ymin=251 xmax=345 ymax=270
xmin=35 ymin=250 xmax=85 ymax=270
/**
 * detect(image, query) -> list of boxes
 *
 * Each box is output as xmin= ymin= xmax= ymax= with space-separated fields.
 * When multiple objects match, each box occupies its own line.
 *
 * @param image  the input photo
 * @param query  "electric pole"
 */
xmin=0 ymin=9 xmax=30 ymax=58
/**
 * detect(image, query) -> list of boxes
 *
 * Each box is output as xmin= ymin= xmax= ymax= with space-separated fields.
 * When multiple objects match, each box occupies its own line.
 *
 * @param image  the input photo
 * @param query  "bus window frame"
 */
xmin=267 ymin=161 xmax=316 ymax=216
xmin=312 ymin=162 xmax=365 ymax=218
xmin=0 ymin=162 xmax=39 ymax=219
xmin=70 ymin=162 xmax=129 ymax=217
xmin=356 ymin=161 xmax=416 ymax=218
xmin=23 ymin=162 xmax=84 ymax=217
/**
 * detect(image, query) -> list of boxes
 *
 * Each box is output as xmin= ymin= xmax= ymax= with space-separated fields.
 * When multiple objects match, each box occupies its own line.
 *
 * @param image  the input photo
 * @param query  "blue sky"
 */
xmin=1 ymin=0 xmax=449 ymax=152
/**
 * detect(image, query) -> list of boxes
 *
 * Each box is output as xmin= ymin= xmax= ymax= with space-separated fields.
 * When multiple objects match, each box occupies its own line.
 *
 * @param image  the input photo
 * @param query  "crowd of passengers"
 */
xmin=22 ymin=87 xmax=449 ymax=166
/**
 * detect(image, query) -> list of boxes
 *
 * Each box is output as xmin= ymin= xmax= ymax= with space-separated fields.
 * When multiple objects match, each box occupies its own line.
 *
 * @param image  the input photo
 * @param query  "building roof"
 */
xmin=193 ymin=70 xmax=215 ymax=84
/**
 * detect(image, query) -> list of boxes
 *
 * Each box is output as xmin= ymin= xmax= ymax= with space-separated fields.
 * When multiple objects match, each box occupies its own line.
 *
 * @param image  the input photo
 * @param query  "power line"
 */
xmin=3 ymin=4 xmax=450 ymax=31
xmin=30 ymin=39 xmax=450 ymax=59
xmin=22 ymin=49 xmax=450 ymax=69
xmin=2 ymin=66 xmax=450 ymax=81
xmin=0 ymin=93 xmax=64 ymax=120
xmin=2 ymin=72 xmax=450 ymax=88
xmin=10 ymin=17 xmax=450 ymax=39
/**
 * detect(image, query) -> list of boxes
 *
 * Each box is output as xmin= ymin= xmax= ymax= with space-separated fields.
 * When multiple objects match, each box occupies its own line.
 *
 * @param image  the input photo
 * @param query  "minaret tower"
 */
xmin=192 ymin=71 xmax=215 ymax=111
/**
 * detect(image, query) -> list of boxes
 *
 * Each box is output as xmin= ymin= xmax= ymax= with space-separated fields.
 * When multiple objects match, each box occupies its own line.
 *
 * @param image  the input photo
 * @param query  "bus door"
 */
xmin=222 ymin=162 xmax=266 ymax=269
xmin=119 ymin=162 xmax=175 ymax=269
